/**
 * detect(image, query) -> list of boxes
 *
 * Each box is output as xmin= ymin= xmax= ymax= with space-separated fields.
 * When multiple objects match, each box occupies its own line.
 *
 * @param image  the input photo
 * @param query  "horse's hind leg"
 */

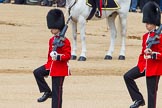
xmin=77 ymin=17 xmax=87 ymax=61
xmin=71 ymin=21 xmax=78 ymax=60
xmin=104 ymin=12 xmax=117 ymax=60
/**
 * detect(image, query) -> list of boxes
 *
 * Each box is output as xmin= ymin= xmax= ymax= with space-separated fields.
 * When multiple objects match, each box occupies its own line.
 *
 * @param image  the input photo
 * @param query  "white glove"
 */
xmin=50 ymin=51 xmax=57 ymax=60
xmin=144 ymin=51 xmax=160 ymax=60
xmin=144 ymin=54 xmax=151 ymax=59
xmin=144 ymin=48 xmax=152 ymax=55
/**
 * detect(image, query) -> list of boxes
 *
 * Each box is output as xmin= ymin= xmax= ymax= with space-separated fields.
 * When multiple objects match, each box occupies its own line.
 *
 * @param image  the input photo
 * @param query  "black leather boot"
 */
xmin=130 ymin=100 xmax=145 ymax=108
xmin=37 ymin=92 xmax=52 ymax=102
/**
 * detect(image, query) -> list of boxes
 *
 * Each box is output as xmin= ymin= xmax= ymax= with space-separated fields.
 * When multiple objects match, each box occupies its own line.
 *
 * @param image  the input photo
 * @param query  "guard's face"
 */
xmin=146 ymin=23 xmax=156 ymax=31
xmin=50 ymin=29 xmax=60 ymax=35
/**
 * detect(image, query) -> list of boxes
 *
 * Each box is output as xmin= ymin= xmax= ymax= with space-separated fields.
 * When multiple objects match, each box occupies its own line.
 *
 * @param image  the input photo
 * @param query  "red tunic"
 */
xmin=137 ymin=32 xmax=162 ymax=76
xmin=44 ymin=36 xmax=71 ymax=76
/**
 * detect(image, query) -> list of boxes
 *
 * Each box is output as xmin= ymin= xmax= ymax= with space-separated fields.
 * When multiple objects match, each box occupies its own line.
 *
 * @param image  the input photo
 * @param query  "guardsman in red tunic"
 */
xmin=33 ymin=9 xmax=71 ymax=108
xmin=124 ymin=1 xmax=162 ymax=108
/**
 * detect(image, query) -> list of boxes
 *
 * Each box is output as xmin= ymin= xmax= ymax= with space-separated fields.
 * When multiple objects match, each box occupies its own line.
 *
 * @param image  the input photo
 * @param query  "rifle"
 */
xmin=146 ymin=24 xmax=162 ymax=49
xmin=52 ymin=15 xmax=72 ymax=51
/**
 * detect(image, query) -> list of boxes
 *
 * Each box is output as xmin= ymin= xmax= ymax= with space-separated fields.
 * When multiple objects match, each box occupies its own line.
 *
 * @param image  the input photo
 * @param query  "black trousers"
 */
xmin=52 ymin=77 xmax=65 ymax=108
xmin=123 ymin=66 xmax=160 ymax=108
xmin=33 ymin=66 xmax=65 ymax=108
xmin=33 ymin=65 xmax=51 ymax=92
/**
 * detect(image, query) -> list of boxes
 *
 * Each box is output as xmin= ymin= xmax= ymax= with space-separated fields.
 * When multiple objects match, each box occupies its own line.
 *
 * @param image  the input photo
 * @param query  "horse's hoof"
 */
xmin=118 ymin=55 xmax=125 ymax=60
xmin=104 ymin=55 xmax=112 ymax=60
xmin=71 ymin=55 xmax=77 ymax=60
xmin=78 ymin=56 xmax=86 ymax=61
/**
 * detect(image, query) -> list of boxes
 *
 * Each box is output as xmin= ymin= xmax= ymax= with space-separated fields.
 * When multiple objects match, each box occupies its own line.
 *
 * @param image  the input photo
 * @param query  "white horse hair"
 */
xmin=66 ymin=0 xmax=131 ymax=61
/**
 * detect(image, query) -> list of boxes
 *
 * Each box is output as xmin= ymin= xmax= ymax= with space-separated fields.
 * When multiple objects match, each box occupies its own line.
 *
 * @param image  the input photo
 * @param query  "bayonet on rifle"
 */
xmin=146 ymin=24 xmax=162 ymax=49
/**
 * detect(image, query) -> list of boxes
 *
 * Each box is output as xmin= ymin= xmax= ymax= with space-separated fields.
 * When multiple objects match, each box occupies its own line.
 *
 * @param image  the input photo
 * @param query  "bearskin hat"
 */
xmin=142 ymin=1 xmax=161 ymax=26
xmin=46 ymin=9 xmax=65 ymax=30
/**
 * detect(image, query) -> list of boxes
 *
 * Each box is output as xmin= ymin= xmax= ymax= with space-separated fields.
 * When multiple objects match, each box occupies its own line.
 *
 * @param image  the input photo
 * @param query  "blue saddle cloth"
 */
xmin=86 ymin=0 xmax=120 ymax=9
xmin=86 ymin=0 xmax=120 ymax=20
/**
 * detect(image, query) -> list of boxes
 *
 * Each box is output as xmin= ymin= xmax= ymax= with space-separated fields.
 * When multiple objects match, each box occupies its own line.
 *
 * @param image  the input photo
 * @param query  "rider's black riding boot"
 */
xmin=95 ymin=0 xmax=101 ymax=18
xmin=95 ymin=8 xmax=101 ymax=18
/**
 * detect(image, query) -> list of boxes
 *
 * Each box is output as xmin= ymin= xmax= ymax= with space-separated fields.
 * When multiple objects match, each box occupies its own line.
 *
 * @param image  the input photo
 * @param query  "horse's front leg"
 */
xmin=104 ymin=14 xmax=117 ymax=60
xmin=78 ymin=17 xmax=87 ymax=61
xmin=118 ymin=14 xmax=128 ymax=60
xmin=71 ymin=21 xmax=78 ymax=60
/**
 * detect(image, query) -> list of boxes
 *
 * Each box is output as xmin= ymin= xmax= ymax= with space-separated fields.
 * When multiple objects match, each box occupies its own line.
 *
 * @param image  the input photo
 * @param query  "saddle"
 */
xmin=86 ymin=0 xmax=120 ymax=10
xmin=86 ymin=0 xmax=120 ymax=20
